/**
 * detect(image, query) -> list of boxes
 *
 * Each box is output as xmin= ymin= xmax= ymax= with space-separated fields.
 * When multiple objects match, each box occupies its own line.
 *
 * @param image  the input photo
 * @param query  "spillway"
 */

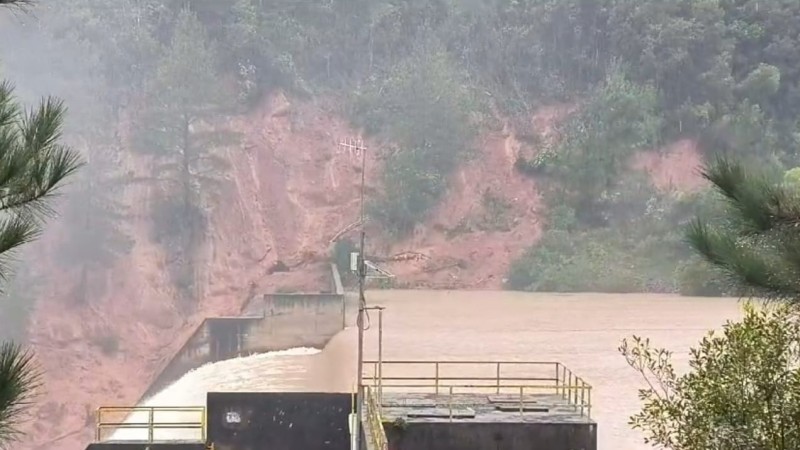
xmin=108 ymin=347 xmax=324 ymax=442
xmin=107 ymin=290 xmax=743 ymax=450
xmin=106 ymin=326 xmax=359 ymax=442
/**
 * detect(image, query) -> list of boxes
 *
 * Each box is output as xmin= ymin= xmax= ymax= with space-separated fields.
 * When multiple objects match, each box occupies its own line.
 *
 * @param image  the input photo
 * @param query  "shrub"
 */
xmin=350 ymin=49 xmax=482 ymax=237
xmin=675 ymin=257 xmax=730 ymax=297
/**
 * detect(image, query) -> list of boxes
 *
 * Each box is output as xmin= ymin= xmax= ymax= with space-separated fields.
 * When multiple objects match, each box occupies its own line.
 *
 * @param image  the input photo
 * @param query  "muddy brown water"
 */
xmin=134 ymin=290 xmax=743 ymax=449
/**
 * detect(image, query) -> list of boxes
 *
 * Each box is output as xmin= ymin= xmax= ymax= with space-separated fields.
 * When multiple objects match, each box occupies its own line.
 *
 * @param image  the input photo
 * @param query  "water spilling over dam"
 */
xmin=111 ymin=290 xmax=742 ymax=450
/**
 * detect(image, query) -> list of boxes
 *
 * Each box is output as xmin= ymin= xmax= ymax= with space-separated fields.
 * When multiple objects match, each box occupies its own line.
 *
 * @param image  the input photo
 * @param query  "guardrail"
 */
xmin=95 ymin=406 xmax=206 ymax=442
xmin=365 ymin=386 xmax=389 ymax=450
xmin=363 ymin=360 xmax=592 ymax=418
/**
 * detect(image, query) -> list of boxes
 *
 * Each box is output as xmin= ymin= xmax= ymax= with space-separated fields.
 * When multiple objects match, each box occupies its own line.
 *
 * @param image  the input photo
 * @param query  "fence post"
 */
xmin=588 ymin=387 xmax=592 ymax=419
xmin=449 ymin=386 xmax=453 ymax=422
xmin=148 ymin=408 xmax=154 ymax=443
xmin=568 ymin=373 xmax=573 ymax=404
xmin=203 ymin=407 xmax=207 ymax=441
xmin=580 ymin=381 xmax=585 ymax=416
xmin=435 ymin=362 xmax=440 ymax=395
xmin=378 ymin=309 xmax=383 ymax=405
xmin=519 ymin=386 xmax=524 ymax=417
xmin=496 ymin=362 xmax=501 ymax=394
xmin=555 ymin=364 xmax=560 ymax=396
xmin=95 ymin=409 xmax=100 ymax=442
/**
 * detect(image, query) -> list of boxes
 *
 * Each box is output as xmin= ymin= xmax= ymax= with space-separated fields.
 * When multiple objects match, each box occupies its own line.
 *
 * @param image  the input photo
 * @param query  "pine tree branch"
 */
xmin=0 ymin=95 xmax=83 ymax=219
xmin=0 ymin=342 xmax=41 ymax=447
xmin=687 ymin=153 xmax=800 ymax=304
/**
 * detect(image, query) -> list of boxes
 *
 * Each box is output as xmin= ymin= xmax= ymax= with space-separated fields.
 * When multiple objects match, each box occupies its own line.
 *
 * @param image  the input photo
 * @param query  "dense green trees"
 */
xmin=136 ymin=8 xmax=230 ymax=299
xmin=12 ymin=0 xmax=800 ymax=294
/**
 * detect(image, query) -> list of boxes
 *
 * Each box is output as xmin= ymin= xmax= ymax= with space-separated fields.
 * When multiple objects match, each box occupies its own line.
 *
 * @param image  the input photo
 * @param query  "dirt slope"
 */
xmin=374 ymin=115 xmax=557 ymax=289
xmin=19 ymin=94 xmax=703 ymax=450
xmin=22 ymin=94 xmax=376 ymax=450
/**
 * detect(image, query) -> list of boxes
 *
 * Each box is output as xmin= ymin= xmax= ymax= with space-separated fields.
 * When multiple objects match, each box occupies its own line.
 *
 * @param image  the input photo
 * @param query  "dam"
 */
xmin=90 ymin=289 xmax=742 ymax=450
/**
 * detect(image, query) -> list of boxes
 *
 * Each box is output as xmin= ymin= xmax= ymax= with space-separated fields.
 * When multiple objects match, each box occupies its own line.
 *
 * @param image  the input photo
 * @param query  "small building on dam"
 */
xmin=86 ymin=266 xmax=597 ymax=450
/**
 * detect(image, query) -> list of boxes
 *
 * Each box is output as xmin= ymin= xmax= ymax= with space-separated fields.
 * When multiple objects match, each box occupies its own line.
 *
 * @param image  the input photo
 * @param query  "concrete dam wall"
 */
xmin=139 ymin=264 xmax=353 ymax=402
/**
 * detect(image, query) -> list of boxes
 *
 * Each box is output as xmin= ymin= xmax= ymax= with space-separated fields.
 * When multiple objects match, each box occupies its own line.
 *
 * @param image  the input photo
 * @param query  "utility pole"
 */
xmin=339 ymin=137 xmax=368 ymax=450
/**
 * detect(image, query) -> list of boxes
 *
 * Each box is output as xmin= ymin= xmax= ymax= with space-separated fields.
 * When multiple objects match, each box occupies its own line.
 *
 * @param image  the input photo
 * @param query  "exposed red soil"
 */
xmin=21 ymin=93 xmax=377 ymax=450
xmin=633 ymin=139 xmax=707 ymax=192
xmin=19 ymin=95 xmax=705 ymax=450
xmin=376 ymin=122 xmax=543 ymax=290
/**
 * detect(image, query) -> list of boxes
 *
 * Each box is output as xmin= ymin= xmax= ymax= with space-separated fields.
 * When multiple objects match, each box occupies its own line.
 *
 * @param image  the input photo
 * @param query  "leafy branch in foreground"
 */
xmin=685 ymin=155 xmax=800 ymax=302
xmin=621 ymin=303 xmax=800 ymax=450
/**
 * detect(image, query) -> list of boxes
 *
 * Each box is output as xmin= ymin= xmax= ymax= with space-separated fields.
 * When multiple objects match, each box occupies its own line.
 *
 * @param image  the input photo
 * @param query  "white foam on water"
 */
xmin=106 ymin=347 xmax=322 ymax=442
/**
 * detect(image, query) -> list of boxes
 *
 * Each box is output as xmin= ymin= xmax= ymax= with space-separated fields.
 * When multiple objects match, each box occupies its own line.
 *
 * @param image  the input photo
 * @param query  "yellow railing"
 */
xmin=365 ymin=386 xmax=389 ymax=450
xmin=95 ymin=406 xmax=206 ymax=442
xmin=363 ymin=360 xmax=592 ymax=418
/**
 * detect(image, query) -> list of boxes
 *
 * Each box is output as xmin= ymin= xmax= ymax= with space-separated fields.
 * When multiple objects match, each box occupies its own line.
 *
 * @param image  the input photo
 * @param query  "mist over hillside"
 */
xmin=2 ymin=1 xmax=800 ymax=449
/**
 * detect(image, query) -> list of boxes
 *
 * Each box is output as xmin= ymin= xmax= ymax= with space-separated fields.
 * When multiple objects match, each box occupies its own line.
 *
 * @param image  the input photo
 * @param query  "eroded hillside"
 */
xmin=20 ymin=93 xmax=705 ymax=450
xmin=23 ymin=94 xmax=378 ymax=450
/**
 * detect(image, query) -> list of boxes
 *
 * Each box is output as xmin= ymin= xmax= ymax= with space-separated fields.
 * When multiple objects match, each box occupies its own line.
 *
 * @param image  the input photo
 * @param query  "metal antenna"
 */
xmin=338 ymin=136 xmax=368 ymax=450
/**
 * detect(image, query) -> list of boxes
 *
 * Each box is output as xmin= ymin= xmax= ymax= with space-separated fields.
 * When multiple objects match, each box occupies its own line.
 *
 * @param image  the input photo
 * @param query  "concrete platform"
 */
xmin=379 ymin=392 xmax=594 ymax=424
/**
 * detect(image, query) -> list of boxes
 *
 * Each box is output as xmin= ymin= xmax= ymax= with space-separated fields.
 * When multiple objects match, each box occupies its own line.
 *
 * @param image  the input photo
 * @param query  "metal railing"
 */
xmin=364 ymin=386 xmax=389 ymax=450
xmin=363 ymin=360 xmax=592 ymax=418
xmin=95 ymin=406 xmax=206 ymax=442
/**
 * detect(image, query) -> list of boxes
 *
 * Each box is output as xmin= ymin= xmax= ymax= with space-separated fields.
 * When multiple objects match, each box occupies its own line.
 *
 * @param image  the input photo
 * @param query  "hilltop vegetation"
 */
xmin=5 ymin=0 xmax=800 ymax=307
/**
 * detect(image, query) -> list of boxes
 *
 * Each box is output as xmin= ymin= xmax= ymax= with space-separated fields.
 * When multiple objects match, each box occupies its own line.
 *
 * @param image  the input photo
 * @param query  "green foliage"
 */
xmin=674 ymin=257 xmax=730 ymax=297
xmin=56 ymin=140 xmax=133 ymax=303
xmin=0 ymin=341 xmax=41 ymax=446
xmin=353 ymin=50 xmax=480 ymax=236
xmin=0 ymin=82 xmax=83 ymax=279
xmin=686 ymin=156 xmax=800 ymax=302
xmin=508 ymin=225 xmax=682 ymax=294
xmin=46 ymin=0 xmax=162 ymax=111
xmin=0 ymin=13 xmax=82 ymax=443
xmin=546 ymin=69 xmax=662 ymax=225
xmin=509 ymin=186 xmax=726 ymax=294
xmin=20 ymin=0 xmax=800 ymax=298
xmin=699 ymin=100 xmax=780 ymax=161
xmin=150 ymin=196 xmax=206 ymax=301
xmin=784 ymin=167 xmax=800 ymax=190
xmin=620 ymin=303 xmax=800 ymax=449
xmin=134 ymin=8 xmax=232 ymax=301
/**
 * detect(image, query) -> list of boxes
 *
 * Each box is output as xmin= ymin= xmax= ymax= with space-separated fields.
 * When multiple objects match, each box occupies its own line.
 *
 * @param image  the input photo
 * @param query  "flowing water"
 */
xmin=112 ymin=290 xmax=743 ymax=449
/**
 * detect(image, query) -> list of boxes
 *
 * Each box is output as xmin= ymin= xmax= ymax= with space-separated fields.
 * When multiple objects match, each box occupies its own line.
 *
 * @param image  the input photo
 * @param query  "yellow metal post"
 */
xmin=203 ymin=405 xmax=207 ymax=441
xmin=95 ymin=409 xmax=101 ymax=442
xmin=448 ymin=386 xmax=453 ymax=422
xmin=588 ymin=387 xmax=592 ymax=418
xmin=555 ymin=363 xmax=560 ymax=396
xmin=148 ymin=408 xmax=154 ymax=443
xmin=378 ymin=308 xmax=383 ymax=406
xmin=580 ymin=382 xmax=585 ymax=416
xmin=568 ymin=373 xmax=573 ymax=404
xmin=435 ymin=362 xmax=440 ymax=395
xmin=496 ymin=362 xmax=501 ymax=394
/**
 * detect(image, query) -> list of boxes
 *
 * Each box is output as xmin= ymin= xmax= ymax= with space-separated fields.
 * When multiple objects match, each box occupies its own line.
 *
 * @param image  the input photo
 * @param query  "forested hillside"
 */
xmin=4 ymin=1 xmax=800 ymax=448
xmin=4 ymin=0 xmax=800 ymax=303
